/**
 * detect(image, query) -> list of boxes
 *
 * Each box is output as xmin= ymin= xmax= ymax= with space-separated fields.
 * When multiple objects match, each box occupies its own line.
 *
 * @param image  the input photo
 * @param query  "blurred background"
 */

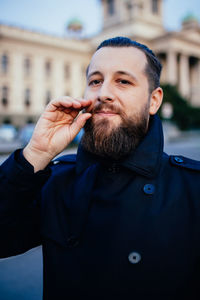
xmin=0 ymin=0 xmax=200 ymax=299
xmin=0 ymin=0 xmax=200 ymax=161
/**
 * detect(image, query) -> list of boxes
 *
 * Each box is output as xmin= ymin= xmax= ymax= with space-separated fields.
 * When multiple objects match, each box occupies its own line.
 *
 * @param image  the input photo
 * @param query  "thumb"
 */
xmin=70 ymin=112 xmax=91 ymax=137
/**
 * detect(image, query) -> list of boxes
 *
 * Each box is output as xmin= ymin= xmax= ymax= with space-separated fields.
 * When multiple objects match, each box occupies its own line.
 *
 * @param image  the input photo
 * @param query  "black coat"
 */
xmin=1 ymin=115 xmax=200 ymax=300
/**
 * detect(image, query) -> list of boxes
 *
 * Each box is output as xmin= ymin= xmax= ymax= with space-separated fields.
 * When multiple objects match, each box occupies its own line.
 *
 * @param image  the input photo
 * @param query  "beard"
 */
xmin=81 ymin=102 xmax=150 ymax=160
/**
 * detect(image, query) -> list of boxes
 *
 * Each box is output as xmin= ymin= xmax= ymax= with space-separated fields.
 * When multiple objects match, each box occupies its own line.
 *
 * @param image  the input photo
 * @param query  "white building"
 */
xmin=0 ymin=0 xmax=200 ymax=126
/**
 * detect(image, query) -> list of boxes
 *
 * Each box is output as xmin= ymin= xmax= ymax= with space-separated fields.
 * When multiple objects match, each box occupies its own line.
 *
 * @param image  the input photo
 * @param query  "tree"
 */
xmin=158 ymin=84 xmax=200 ymax=130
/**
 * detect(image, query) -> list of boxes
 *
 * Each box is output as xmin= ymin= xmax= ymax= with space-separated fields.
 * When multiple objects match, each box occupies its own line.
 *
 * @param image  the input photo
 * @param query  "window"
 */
xmin=45 ymin=61 xmax=51 ymax=77
xmin=25 ymin=88 xmax=31 ymax=107
xmin=126 ymin=0 xmax=134 ymax=20
xmin=107 ymin=0 xmax=115 ymax=15
xmin=27 ymin=118 xmax=34 ymax=124
xmin=126 ymin=0 xmax=133 ymax=11
xmin=64 ymin=64 xmax=70 ymax=79
xmin=46 ymin=90 xmax=51 ymax=105
xmin=1 ymin=54 xmax=9 ymax=74
xmin=24 ymin=57 xmax=31 ymax=76
xmin=65 ymin=90 xmax=70 ymax=97
xmin=3 ymin=118 xmax=11 ymax=124
xmin=152 ymin=0 xmax=158 ymax=14
xmin=2 ymin=86 xmax=9 ymax=106
xmin=82 ymin=65 xmax=87 ymax=76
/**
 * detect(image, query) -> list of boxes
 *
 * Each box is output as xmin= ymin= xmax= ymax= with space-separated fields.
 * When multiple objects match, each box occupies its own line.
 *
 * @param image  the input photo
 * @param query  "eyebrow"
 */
xmin=87 ymin=70 xmax=138 ymax=83
xmin=87 ymin=71 xmax=102 ymax=80
xmin=115 ymin=71 xmax=138 ymax=83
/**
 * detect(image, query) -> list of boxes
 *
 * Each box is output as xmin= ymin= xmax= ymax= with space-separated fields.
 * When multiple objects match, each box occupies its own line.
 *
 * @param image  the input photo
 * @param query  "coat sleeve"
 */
xmin=0 ymin=150 xmax=51 ymax=258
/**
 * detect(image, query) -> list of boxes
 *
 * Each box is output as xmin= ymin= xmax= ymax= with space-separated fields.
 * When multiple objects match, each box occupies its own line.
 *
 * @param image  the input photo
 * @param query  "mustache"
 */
xmin=87 ymin=102 xmax=122 ymax=115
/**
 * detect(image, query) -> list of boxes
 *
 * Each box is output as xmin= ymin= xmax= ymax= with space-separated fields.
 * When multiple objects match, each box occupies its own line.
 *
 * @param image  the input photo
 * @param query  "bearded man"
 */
xmin=1 ymin=37 xmax=200 ymax=300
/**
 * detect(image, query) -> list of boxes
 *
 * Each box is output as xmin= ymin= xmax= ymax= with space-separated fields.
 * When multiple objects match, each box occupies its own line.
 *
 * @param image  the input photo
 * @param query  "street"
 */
xmin=0 ymin=134 xmax=199 ymax=300
xmin=0 ymin=247 xmax=43 ymax=300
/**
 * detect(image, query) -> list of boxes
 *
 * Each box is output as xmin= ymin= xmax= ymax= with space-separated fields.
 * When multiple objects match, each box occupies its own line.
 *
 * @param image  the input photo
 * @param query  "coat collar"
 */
xmin=76 ymin=114 xmax=164 ymax=178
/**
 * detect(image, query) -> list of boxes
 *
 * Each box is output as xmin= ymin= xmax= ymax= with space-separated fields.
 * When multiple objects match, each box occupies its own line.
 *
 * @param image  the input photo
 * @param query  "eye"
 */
xmin=118 ymin=79 xmax=131 ymax=85
xmin=89 ymin=79 xmax=101 ymax=86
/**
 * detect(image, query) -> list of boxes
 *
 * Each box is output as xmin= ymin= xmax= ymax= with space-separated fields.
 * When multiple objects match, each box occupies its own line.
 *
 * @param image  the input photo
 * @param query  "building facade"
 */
xmin=0 ymin=0 xmax=200 ymax=126
xmin=95 ymin=0 xmax=200 ymax=106
xmin=0 ymin=25 xmax=91 ymax=126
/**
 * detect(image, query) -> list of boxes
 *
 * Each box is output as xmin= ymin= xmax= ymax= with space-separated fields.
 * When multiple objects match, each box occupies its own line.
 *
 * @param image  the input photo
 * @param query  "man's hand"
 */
xmin=23 ymin=97 xmax=92 ymax=172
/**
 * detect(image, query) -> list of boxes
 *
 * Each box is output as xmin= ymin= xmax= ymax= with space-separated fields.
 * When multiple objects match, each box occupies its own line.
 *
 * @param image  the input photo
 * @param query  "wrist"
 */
xmin=23 ymin=144 xmax=54 ymax=172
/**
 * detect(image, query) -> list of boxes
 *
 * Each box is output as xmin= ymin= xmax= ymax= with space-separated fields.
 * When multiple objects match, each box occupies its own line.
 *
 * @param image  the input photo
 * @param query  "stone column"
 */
xmin=71 ymin=62 xmax=83 ymax=98
xmin=179 ymin=54 xmax=190 ymax=98
xmin=198 ymin=59 xmax=200 ymax=86
xmin=193 ymin=58 xmax=200 ymax=106
xmin=53 ymin=59 xmax=64 ymax=97
xmin=166 ymin=50 xmax=178 ymax=85
xmin=33 ymin=56 xmax=45 ymax=113
xmin=11 ymin=53 xmax=24 ymax=113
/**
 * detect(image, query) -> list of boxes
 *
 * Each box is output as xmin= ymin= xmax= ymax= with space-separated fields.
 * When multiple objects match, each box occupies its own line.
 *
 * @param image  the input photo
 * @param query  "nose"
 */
xmin=97 ymin=80 xmax=114 ymax=103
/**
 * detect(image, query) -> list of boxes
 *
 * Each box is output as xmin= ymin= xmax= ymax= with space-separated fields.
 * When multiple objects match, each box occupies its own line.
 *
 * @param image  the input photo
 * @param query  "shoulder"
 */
xmin=50 ymin=154 xmax=77 ymax=166
xmin=49 ymin=154 xmax=77 ymax=176
xmin=169 ymin=155 xmax=200 ymax=172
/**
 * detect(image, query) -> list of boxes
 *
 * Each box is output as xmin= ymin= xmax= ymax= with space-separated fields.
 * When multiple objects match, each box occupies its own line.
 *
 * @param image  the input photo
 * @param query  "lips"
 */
xmin=95 ymin=110 xmax=118 ymax=116
xmin=90 ymin=103 xmax=121 ymax=117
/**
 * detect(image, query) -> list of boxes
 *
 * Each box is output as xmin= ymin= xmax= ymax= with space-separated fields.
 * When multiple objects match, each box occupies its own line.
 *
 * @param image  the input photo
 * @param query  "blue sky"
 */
xmin=0 ymin=0 xmax=200 ymax=37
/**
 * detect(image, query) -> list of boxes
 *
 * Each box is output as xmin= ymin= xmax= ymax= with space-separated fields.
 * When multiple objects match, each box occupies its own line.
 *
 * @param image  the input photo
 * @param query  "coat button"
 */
xmin=128 ymin=252 xmax=141 ymax=264
xmin=52 ymin=160 xmax=60 ymax=165
xmin=174 ymin=156 xmax=184 ymax=163
xmin=66 ymin=236 xmax=79 ymax=248
xmin=143 ymin=184 xmax=155 ymax=195
xmin=107 ymin=164 xmax=120 ymax=173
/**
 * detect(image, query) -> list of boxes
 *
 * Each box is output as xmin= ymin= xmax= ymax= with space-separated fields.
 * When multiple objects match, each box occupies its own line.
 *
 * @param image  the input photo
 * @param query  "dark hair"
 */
xmin=96 ymin=36 xmax=162 ymax=94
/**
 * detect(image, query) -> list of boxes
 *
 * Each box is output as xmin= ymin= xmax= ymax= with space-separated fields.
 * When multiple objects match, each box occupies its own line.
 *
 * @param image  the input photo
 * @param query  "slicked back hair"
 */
xmin=95 ymin=36 xmax=162 ymax=94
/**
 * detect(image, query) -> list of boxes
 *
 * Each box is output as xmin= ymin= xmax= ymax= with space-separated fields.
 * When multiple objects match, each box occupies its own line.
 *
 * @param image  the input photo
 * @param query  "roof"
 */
xmin=182 ymin=13 xmax=199 ymax=23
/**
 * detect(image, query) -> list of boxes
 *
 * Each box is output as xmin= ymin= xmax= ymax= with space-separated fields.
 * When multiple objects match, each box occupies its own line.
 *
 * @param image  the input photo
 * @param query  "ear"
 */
xmin=149 ymin=87 xmax=163 ymax=115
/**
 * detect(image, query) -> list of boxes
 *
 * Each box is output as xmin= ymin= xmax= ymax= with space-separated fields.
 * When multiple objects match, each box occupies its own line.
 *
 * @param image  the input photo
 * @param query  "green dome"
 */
xmin=182 ymin=13 xmax=198 ymax=23
xmin=67 ymin=18 xmax=83 ymax=31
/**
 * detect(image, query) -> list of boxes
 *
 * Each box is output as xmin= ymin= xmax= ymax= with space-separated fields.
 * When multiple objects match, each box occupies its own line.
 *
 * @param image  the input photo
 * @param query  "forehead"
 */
xmin=88 ymin=46 xmax=147 ymax=75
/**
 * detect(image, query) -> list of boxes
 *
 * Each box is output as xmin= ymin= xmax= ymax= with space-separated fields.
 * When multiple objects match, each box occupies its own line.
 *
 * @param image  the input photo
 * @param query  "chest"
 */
xmin=41 ymin=168 xmax=200 ymax=297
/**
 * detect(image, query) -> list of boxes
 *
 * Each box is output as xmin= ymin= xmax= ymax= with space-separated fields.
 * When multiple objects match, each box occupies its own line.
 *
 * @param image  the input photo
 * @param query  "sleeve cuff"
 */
xmin=1 ymin=149 xmax=51 ymax=187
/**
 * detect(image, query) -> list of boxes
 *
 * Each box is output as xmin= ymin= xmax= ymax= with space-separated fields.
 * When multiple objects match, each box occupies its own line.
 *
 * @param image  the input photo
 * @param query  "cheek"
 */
xmin=83 ymin=90 xmax=96 ymax=112
xmin=122 ymin=89 xmax=149 ymax=112
xmin=84 ymin=84 xmax=93 ymax=95
xmin=84 ymin=86 xmax=98 ymax=99
xmin=84 ymin=87 xmax=90 ymax=99
xmin=119 ymin=96 xmax=137 ymax=115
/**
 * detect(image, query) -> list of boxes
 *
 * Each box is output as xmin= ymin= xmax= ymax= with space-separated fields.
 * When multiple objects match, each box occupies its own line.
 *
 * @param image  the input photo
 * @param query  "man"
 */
xmin=0 ymin=37 xmax=200 ymax=299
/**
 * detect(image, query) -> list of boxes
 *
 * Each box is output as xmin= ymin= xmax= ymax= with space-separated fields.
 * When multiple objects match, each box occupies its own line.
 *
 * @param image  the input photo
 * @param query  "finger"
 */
xmin=69 ymin=98 xmax=93 ymax=108
xmin=47 ymin=97 xmax=92 ymax=112
xmin=52 ymin=96 xmax=92 ymax=107
xmin=52 ymin=99 xmax=81 ymax=110
xmin=70 ymin=113 xmax=91 ymax=136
